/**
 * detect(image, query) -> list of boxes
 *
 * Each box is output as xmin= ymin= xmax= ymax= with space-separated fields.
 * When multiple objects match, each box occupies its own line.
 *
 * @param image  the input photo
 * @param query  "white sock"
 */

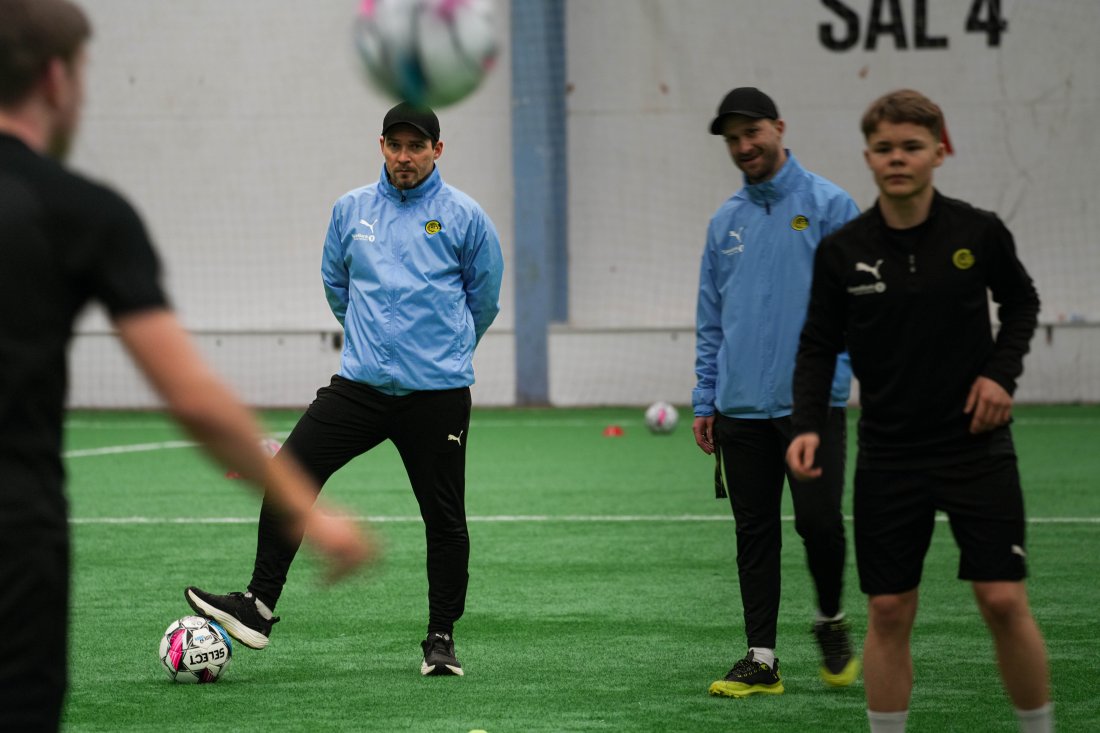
xmin=245 ymin=592 xmax=274 ymax=620
xmin=816 ymin=609 xmax=846 ymax=623
xmin=748 ymin=647 xmax=775 ymax=669
xmin=1016 ymin=702 xmax=1053 ymax=733
xmin=867 ymin=709 xmax=908 ymax=733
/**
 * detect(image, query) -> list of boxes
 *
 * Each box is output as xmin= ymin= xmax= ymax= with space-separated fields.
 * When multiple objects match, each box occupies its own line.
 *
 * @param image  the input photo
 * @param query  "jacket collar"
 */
xmin=743 ymin=150 xmax=801 ymax=207
xmin=870 ymin=188 xmax=943 ymax=229
xmin=378 ymin=162 xmax=443 ymax=201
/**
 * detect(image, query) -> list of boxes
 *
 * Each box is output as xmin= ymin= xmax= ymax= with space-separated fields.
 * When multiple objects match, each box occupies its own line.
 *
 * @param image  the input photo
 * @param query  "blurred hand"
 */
xmin=786 ymin=432 xmax=822 ymax=481
xmin=693 ymin=415 xmax=715 ymax=455
xmin=964 ymin=376 xmax=1013 ymax=434
xmin=303 ymin=509 xmax=379 ymax=584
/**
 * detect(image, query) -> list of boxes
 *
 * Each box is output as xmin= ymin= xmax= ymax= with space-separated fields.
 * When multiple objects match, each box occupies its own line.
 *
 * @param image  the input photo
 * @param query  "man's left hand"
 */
xmin=964 ymin=376 xmax=1013 ymax=434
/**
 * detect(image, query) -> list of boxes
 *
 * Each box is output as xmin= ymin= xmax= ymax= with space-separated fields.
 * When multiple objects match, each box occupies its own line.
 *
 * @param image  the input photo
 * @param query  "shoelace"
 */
xmin=815 ymin=622 xmax=850 ymax=657
xmin=224 ymin=592 xmax=253 ymax=617
xmin=227 ymin=592 xmax=279 ymax=624
xmin=727 ymin=656 xmax=762 ymax=677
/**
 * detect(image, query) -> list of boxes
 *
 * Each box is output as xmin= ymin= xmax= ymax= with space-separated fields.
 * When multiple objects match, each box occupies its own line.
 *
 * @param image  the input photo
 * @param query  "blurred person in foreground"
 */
xmin=186 ymin=101 xmax=504 ymax=678
xmin=693 ymin=86 xmax=861 ymax=698
xmin=0 ymin=1 xmax=374 ymax=730
xmin=787 ymin=89 xmax=1052 ymax=733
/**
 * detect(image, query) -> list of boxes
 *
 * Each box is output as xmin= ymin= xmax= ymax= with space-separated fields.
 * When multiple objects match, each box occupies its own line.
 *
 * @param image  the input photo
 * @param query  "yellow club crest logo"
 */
xmin=952 ymin=248 xmax=975 ymax=270
xmin=425 ymin=220 xmax=442 ymax=235
xmin=791 ymin=215 xmax=809 ymax=231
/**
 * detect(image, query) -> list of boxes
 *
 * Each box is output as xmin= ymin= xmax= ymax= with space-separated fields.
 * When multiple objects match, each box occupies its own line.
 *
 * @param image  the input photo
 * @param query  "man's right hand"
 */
xmin=693 ymin=415 xmax=716 ymax=455
xmin=786 ymin=432 xmax=822 ymax=480
xmin=304 ymin=509 xmax=378 ymax=584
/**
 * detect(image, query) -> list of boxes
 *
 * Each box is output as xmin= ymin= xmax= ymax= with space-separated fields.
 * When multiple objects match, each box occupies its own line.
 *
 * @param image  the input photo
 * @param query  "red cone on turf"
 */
xmin=602 ymin=425 xmax=624 ymax=437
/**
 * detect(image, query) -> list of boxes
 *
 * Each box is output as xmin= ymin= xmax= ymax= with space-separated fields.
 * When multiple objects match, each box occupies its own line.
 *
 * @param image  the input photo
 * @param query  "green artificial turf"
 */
xmin=59 ymin=406 xmax=1100 ymax=731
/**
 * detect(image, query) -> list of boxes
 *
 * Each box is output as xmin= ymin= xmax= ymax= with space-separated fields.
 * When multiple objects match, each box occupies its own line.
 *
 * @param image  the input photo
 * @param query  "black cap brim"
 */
xmin=709 ymin=110 xmax=769 ymax=134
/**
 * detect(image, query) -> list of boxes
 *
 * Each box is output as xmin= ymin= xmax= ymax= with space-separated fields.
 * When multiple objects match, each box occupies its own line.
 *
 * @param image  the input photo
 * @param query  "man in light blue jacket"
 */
xmin=693 ymin=87 xmax=859 ymax=698
xmin=186 ymin=102 xmax=503 ymax=678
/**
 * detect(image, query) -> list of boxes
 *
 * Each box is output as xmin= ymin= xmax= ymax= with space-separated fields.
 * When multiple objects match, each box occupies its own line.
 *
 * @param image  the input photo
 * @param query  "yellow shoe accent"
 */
xmin=708 ymin=679 xmax=785 ymax=698
xmin=820 ymin=656 xmax=861 ymax=687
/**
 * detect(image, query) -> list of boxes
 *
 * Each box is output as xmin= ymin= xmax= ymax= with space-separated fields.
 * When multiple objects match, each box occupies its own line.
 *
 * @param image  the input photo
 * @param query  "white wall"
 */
xmin=67 ymin=1 xmax=1100 ymax=408
xmin=69 ymin=321 xmax=1095 ymax=408
xmin=72 ymin=0 xmax=515 ymax=334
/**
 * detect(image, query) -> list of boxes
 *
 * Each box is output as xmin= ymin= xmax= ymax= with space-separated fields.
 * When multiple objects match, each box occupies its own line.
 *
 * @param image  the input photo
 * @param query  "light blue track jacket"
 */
xmin=322 ymin=163 xmax=503 ymax=395
xmin=693 ymin=152 xmax=856 ymax=418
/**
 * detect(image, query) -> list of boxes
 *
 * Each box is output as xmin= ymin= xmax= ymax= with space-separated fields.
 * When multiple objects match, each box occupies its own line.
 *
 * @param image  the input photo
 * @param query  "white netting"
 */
xmin=67 ymin=1 xmax=1099 ymax=406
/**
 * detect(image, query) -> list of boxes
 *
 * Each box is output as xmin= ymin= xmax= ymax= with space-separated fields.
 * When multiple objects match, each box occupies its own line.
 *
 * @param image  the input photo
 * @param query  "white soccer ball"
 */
xmin=158 ymin=615 xmax=233 ymax=683
xmin=644 ymin=401 xmax=679 ymax=434
xmin=354 ymin=0 xmax=499 ymax=108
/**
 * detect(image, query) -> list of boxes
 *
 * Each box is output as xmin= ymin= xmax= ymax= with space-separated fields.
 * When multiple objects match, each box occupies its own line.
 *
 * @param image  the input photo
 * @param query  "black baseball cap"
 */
xmin=708 ymin=87 xmax=780 ymax=134
xmin=381 ymin=101 xmax=440 ymax=142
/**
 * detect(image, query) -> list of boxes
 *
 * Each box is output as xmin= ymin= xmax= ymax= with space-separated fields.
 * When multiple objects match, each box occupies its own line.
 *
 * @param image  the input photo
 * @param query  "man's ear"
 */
xmin=40 ymin=57 xmax=69 ymax=108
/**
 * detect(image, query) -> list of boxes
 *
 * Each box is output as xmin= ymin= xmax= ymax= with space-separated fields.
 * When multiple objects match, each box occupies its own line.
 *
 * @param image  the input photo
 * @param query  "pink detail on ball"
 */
xmin=435 ymin=0 xmax=467 ymax=22
xmin=168 ymin=629 xmax=186 ymax=669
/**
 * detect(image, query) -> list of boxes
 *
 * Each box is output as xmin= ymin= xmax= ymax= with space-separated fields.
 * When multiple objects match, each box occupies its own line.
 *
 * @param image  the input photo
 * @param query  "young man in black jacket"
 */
xmin=787 ymin=89 xmax=1052 ymax=733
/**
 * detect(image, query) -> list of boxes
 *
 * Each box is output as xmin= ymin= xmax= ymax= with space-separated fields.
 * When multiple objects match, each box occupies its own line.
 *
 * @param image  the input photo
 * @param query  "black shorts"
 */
xmin=0 ymin=525 xmax=68 ymax=732
xmin=854 ymin=455 xmax=1027 ymax=595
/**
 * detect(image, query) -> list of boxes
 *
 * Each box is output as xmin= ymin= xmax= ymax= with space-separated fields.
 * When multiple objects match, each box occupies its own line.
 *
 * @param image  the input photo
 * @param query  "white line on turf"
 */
xmin=65 ymin=419 xmax=651 ymax=432
xmin=69 ymin=515 xmax=1100 ymax=525
xmin=64 ymin=440 xmax=197 ymax=457
xmin=65 ymin=415 xmax=1100 ymax=430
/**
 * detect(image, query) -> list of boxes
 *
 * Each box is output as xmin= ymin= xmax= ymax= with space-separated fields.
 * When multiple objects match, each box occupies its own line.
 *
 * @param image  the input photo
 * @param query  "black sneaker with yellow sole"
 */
xmin=812 ymin=617 xmax=860 ymax=687
xmin=708 ymin=652 xmax=784 ymax=698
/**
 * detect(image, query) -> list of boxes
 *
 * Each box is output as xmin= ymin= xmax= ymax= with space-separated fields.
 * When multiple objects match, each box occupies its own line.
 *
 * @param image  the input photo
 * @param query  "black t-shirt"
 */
xmin=0 ymin=133 xmax=169 ymax=531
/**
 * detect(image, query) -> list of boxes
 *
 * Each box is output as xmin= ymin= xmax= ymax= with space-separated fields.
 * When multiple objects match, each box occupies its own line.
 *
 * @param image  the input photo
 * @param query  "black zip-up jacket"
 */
xmin=791 ymin=190 xmax=1040 ymax=470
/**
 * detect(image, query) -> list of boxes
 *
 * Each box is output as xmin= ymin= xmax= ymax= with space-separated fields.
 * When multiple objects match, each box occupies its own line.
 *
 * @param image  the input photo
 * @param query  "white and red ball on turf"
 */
xmin=644 ymin=401 xmax=679 ymax=434
xmin=354 ymin=0 xmax=498 ymax=108
xmin=158 ymin=615 xmax=233 ymax=683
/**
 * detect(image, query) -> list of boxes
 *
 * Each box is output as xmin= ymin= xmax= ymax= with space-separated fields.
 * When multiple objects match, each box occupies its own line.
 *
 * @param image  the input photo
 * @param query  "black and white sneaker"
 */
xmin=420 ymin=632 xmax=463 ymax=676
xmin=185 ymin=587 xmax=278 ymax=650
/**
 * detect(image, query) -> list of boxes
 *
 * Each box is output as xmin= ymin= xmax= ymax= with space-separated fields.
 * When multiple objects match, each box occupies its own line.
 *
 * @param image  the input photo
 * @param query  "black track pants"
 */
xmin=715 ymin=409 xmax=848 ymax=649
xmin=248 ymin=375 xmax=472 ymax=634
